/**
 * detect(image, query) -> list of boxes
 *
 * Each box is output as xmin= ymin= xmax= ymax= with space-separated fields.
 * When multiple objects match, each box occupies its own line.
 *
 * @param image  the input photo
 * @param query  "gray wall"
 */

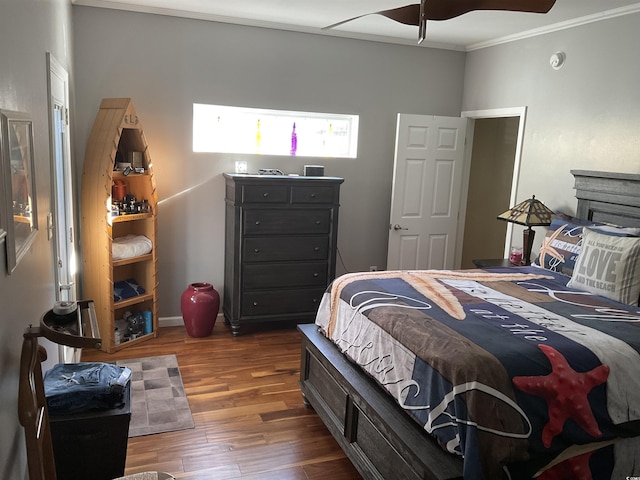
xmin=3 ymin=3 xmax=640 ymax=477
xmin=462 ymin=12 xmax=640 ymax=249
xmin=72 ymin=6 xmax=466 ymax=319
xmin=0 ymin=1 xmax=74 ymax=478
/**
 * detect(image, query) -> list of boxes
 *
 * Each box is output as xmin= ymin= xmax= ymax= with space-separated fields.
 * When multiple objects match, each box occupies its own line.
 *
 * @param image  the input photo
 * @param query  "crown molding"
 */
xmin=466 ymin=4 xmax=640 ymax=51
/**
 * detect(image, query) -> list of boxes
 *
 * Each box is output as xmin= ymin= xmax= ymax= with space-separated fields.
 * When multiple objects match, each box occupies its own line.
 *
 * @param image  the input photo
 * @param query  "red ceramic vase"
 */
xmin=180 ymin=282 xmax=220 ymax=337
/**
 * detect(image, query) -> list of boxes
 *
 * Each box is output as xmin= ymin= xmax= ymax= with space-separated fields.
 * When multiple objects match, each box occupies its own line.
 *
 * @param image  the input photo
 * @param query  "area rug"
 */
xmin=116 ymin=354 xmax=194 ymax=437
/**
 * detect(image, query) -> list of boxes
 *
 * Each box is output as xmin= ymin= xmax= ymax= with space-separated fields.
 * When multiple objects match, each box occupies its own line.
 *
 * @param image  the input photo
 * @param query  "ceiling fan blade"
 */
xmin=323 ymin=0 xmax=556 ymax=44
xmin=377 ymin=4 xmax=421 ymax=26
xmin=423 ymin=0 xmax=557 ymax=21
xmin=323 ymin=4 xmax=420 ymax=30
xmin=322 ymin=13 xmax=370 ymax=30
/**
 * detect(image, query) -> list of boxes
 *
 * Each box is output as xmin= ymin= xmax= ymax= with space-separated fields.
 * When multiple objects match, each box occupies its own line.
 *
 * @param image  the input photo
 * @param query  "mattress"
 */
xmin=315 ymin=266 xmax=640 ymax=479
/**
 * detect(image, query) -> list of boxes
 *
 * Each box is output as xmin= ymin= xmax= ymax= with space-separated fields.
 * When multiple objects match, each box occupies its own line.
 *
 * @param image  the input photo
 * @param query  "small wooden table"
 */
xmin=472 ymin=258 xmax=517 ymax=268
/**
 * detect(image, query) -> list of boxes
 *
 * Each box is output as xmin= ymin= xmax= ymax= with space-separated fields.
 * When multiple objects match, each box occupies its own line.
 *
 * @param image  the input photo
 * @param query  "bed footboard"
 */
xmin=298 ymin=323 xmax=463 ymax=480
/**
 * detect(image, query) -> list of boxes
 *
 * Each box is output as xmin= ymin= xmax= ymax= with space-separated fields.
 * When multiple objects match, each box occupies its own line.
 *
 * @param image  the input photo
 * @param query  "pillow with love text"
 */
xmin=567 ymin=227 xmax=640 ymax=306
xmin=533 ymin=213 xmax=640 ymax=277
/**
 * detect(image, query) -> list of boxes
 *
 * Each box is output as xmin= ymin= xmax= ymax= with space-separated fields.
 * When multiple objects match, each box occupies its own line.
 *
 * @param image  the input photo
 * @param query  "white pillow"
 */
xmin=567 ymin=228 xmax=640 ymax=306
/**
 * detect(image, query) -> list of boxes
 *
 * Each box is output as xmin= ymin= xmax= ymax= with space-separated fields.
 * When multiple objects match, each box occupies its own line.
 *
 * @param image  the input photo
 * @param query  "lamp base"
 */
xmin=522 ymin=227 xmax=535 ymax=266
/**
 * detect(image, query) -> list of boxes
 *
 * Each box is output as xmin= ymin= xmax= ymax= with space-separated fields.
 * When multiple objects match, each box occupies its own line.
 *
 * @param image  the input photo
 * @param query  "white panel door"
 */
xmin=48 ymin=54 xmax=76 ymax=303
xmin=387 ymin=114 xmax=467 ymax=270
xmin=47 ymin=54 xmax=79 ymax=362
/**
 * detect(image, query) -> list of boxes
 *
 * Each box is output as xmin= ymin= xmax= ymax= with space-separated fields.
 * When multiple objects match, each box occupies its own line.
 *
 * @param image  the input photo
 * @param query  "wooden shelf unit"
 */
xmin=81 ymin=98 xmax=158 ymax=353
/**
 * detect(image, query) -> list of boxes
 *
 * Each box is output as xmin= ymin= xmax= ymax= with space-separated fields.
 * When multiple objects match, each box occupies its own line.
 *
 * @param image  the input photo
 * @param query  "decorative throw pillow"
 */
xmin=567 ymin=228 xmax=640 ymax=306
xmin=534 ymin=213 xmax=640 ymax=277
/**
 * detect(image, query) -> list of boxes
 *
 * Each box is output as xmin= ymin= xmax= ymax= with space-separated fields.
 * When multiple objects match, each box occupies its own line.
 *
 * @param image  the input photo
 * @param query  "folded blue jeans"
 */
xmin=44 ymin=362 xmax=127 ymax=415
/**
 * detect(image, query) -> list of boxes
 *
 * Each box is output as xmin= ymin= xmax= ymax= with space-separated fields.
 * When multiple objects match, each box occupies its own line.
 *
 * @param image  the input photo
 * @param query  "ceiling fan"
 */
xmin=323 ymin=0 xmax=557 ymax=43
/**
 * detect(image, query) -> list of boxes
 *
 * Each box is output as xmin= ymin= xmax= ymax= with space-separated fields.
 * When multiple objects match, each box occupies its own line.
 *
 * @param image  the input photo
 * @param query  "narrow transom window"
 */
xmin=193 ymin=104 xmax=358 ymax=158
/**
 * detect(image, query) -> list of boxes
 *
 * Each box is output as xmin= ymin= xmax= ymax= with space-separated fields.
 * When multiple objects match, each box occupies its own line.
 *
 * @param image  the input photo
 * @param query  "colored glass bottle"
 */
xmin=255 ymin=119 xmax=261 ymax=154
xmin=290 ymin=122 xmax=297 ymax=156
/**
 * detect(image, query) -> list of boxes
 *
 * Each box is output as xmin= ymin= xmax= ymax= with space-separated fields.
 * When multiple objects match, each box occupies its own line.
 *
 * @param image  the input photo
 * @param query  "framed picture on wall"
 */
xmin=1 ymin=109 xmax=38 ymax=274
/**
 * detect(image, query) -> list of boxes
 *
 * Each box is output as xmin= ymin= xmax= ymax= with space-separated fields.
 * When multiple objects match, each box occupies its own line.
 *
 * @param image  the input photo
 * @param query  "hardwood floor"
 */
xmin=81 ymin=322 xmax=362 ymax=479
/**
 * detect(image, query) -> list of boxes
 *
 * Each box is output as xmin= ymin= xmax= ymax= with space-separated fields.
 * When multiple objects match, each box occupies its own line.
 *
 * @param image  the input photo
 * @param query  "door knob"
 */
xmin=392 ymin=224 xmax=408 ymax=231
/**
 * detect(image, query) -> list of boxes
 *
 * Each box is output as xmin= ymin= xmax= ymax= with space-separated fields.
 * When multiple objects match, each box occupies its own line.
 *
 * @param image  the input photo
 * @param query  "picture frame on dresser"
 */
xmin=1 ymin=109 xmax=38 ymax=274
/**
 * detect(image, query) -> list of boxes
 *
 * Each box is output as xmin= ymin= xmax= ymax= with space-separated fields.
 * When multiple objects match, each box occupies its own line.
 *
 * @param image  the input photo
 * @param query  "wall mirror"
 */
xmin=0 ymin=170 xmax=5 ymax=244
xmin=1 ymin=109 xmax=38 ymax=273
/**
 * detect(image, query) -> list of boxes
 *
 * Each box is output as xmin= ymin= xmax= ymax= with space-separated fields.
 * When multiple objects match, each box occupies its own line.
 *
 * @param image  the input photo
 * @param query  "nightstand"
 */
xmin=472 ymin=258 xmax=516 ymax=268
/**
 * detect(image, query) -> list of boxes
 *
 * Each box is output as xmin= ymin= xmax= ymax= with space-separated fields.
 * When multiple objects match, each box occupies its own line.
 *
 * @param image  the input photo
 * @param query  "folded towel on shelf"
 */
xmin=112 ymin=234 xmax=152 ymax=260
xmin=114 ymin=278 xmax=146 ymax=302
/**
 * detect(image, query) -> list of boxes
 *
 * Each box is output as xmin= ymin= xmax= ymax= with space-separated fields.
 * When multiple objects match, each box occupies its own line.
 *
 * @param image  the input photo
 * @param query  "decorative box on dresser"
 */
xmin=223 ymin=173 xmax=344 ymax=335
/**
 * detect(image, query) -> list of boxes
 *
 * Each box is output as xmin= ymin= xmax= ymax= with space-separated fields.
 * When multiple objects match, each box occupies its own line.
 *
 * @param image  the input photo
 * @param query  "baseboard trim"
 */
xmin=159 ymin=314 xmax=224 ymax=328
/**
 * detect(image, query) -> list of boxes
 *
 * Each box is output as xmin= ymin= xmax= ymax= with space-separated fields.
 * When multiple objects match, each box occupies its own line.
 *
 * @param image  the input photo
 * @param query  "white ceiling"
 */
xmin=73 ymin=0 xmax=640 ymax=50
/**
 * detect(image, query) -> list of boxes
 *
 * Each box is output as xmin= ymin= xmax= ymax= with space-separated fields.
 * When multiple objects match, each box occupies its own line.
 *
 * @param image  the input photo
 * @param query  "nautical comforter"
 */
xmin=315 ymin=266 xmax=640 ymax=480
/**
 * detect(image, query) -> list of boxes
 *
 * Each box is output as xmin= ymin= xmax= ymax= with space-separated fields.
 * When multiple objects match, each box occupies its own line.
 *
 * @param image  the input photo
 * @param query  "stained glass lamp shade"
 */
xmin=497 ymin=195 xmax=554 ymax=265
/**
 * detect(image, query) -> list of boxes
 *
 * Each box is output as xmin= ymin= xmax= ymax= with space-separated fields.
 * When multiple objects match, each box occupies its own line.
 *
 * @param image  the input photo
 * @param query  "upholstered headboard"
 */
xmin=572 ymin=170 xmax=640 ymax=228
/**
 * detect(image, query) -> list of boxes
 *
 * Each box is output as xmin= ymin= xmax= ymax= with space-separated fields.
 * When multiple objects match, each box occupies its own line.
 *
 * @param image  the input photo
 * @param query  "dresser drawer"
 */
xmin=242 ymin=185 xmax=288 ymax=203
xmin=244 ymin=237 xmax=328 ymax=262
xmin=243 ymin=262 xmax=328 ymax=289
xmin=291 ymin=186 xmax=336 ymax=204
xmin=244 ymin=209 xmax=331 ymax=235
xmin=242 ymin=288 xmax=325 ymax=316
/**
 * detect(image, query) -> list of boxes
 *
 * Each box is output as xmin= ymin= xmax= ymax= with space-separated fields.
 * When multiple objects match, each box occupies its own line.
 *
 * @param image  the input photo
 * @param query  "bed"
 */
xmin=298 ymin=170 xmax=640 ymax=480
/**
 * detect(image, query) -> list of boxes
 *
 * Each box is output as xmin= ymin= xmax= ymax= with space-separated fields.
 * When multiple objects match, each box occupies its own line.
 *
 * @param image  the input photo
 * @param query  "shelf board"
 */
xmin=112 ymin=212 xmax=152 ymax=223
xmin=112 ymin=170 xmax=149 ymax=179
xmin=113 ymin=253 xmax=153 ymax=267
xmin=112 ymin=330 xmax=157 ymax=351
xmin=114 ymin=292 xmax=154 ymax=309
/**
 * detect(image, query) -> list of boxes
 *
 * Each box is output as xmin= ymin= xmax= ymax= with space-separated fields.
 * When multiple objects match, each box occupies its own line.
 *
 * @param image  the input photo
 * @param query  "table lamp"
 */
xmin=496 ymin=195 xmax=554 ymax=265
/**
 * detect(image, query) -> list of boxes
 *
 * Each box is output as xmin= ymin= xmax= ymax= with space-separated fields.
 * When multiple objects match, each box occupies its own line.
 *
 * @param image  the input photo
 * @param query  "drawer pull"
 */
xmin=310 ymin=193 xmax=317 ymax=198
xmin=314 ymin=247 xmax=320 ymax=252
xmin=254 ymin=248 xmax=260 ymax=253
xmin=255 ymin=220 xmax=261 ymax=225
xmin=313 ymin=272 xmax=319 ymax=277
xmin=263 ymin=192 xmax=269 ymax=197
xmin=312 ymin=298 xmax=318 ymax=303
xmin=253 ymin=301 xmax=259 ymax=306
xmin=315 ymin=220 xmax=321 ymax=225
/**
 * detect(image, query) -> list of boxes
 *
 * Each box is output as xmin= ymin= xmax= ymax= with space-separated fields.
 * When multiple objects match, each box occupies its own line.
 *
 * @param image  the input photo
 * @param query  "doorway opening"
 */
xmin=458 ymin=107 xmax=527 ymax=268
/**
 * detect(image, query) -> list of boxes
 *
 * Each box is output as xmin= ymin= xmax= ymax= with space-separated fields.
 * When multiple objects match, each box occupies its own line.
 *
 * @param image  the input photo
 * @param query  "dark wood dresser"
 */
xmin=223 ymin=173 xmax=344 ymax=335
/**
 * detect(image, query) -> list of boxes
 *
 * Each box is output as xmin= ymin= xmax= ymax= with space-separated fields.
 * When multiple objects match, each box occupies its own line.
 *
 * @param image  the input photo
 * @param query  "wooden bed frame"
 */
xmin=572 ymin=170 xmax=640 ymax=227
xmin=298 ymin=170 xmax=640 ymax=480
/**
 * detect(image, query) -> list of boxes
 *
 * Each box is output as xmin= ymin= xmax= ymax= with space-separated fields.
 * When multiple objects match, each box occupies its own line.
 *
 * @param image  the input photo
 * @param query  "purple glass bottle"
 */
xmin=290 ymin=122 xmax=297 ymax=156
